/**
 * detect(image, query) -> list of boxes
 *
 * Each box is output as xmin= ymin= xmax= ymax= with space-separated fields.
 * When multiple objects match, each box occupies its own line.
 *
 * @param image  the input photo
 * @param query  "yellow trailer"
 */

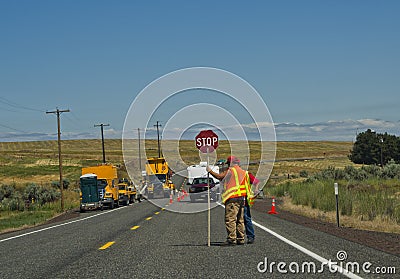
xmin=82 ymin=164 xmax=119 ymax=208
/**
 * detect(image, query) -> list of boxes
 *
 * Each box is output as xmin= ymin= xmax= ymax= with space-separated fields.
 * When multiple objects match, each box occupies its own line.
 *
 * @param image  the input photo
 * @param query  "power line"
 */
xmin=63 ymin=113 xmax=87 ymax=130
xmin=0 ymin=123 xmax=27 ymax=133
xmin=0 ymin=106 xmax=18 ymax=113
xmin=0 ymin=96 xmax=45 ymax=112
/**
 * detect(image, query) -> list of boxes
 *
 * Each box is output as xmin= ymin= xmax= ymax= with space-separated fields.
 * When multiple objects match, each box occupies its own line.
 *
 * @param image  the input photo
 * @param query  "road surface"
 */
xmin=0 ymin=197 xmax=398 ymax=278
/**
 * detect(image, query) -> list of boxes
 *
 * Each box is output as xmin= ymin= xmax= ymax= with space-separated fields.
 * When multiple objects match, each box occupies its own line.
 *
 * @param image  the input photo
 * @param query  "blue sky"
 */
xmin=0 ymin=1 xmax=399 ymax=141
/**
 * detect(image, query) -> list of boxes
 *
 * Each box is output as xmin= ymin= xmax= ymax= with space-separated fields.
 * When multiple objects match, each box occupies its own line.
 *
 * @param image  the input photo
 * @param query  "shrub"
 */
xmin=0 ymin=184 xmax=15 ymax=201
xmin=299 ymin=170 xmax=308 ymax=178
xmin=24 ymin=183 xmax=59 ymax=206
xmin=51 ymin=179 xmax=70 ymax=190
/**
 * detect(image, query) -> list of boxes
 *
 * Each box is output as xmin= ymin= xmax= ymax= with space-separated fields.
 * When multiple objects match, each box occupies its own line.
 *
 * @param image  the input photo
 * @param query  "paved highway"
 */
xmin=0 ymin=197 xmax=398 ymax=278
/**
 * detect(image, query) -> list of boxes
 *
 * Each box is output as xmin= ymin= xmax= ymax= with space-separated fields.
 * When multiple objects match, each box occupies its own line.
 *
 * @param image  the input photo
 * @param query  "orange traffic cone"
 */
xmin=177 ymin=192 xmax=182 ymax=202
xmin=268 ymin=197 xmax=278 ymax=214
xmin=169 ymin=193 xmax=173 ymax=204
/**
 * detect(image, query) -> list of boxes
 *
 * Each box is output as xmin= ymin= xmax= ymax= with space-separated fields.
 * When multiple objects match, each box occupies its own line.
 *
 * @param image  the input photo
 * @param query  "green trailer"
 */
xmin=80 ymin=173 xmax=103 ymax=212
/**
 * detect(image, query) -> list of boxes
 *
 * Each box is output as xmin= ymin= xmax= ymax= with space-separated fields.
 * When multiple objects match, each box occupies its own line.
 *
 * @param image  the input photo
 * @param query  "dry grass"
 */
xmin=3 ymin=139 xmax=397 ymax=234
xmin=280 ymin=196 xmax=400 ymax=234
xmin=0 ymin=139 xmax=354 ymax=186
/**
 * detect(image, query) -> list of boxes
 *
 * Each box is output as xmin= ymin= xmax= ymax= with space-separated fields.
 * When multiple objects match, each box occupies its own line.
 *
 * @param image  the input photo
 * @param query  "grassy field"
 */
xmin=0 ymin=139 xmax=354 ymax=186
xmin=0 ymin=139 xmax=370 ymax=233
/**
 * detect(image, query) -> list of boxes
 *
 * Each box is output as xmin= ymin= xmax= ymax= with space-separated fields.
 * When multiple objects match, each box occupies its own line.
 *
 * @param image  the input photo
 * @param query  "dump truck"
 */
xmin=117 ymin=178 xmax=137 ymax=206
xmin=145 ymin=157 xmax=175 ymax=199
xmin=79 ymin=173 xmax=103 ymax=212
xmin=81 ymin=164 xmax=119 ymax=208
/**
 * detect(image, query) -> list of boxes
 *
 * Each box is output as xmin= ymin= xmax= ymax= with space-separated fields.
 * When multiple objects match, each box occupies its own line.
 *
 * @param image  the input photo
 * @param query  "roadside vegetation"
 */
xmin=1 ymin=137 xmax=399 ymax=234
xmin=268 ymin=132 xmax=400 ymax=234
xmin=0 ymin=183 xmax=79 ymax=232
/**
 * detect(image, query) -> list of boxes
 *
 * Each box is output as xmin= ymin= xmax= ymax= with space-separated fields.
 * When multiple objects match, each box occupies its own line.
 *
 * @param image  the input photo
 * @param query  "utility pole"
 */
xmin=154 ymin=121 xmax=162 ymax=158
xmin=94 ymin=123 xmax=110 ymax=164
xmin=46 ymin=108 xmax=70 ymax=212
xmin=138 ymin=128 xmax=142 ymax=173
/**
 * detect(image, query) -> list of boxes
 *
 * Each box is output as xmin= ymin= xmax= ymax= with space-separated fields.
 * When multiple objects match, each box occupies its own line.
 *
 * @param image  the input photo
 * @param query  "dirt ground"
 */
xmin=253 ymin=198 xmax=400 ymax=257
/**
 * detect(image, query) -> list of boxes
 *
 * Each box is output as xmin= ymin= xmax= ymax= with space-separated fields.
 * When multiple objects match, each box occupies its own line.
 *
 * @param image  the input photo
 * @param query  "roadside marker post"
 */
xmin=334 ymin=182 xmax=340 ymax=227
xmin=195 ymin=130 xmax=219 ymax=247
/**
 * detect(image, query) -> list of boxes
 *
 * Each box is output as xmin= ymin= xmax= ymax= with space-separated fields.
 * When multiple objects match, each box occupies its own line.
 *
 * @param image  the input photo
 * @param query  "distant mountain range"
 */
xmin=0 ymin=119 xmax=399 ymax=142
xmin=274 ymin=119 xmax=400 ymax=141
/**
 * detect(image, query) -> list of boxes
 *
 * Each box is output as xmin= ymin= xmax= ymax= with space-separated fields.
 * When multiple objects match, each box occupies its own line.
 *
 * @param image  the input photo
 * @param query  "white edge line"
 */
xmin=217 ymin=202 xmax=362 ymax=279
xmin=0 ymin=206 xmax=125 ymax=243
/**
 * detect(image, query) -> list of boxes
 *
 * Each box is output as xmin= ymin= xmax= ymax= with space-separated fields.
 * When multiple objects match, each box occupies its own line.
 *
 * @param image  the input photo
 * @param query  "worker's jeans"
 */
xmin=244 ymin=204 xmax=255 ymax=240
xmin=225 ymin=198 xmax=245 ymax=243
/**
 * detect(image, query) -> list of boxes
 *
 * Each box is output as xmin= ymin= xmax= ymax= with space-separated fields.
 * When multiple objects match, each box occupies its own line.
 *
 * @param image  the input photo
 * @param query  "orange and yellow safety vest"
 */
xmin=221 ymin=165 xmax=251 ymax=204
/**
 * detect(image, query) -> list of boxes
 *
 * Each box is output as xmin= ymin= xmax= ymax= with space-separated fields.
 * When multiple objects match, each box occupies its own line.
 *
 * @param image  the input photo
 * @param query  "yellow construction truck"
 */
xmin=81 ymin=164 xmax=120 ymax=209
xmin=117 ymin=178 xmax=137 ymax=205
xmin=145 ymin=157 xmax=175 ymax=199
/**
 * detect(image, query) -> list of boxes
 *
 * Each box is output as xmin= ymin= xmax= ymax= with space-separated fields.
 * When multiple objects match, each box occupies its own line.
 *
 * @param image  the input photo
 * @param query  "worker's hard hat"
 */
xmin=227 ymin=156 xmax=240 ymax=164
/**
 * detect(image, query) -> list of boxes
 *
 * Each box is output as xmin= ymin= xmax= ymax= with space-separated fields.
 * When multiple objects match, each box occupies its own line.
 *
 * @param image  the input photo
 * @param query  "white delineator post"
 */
xmin=334 ymin=182 xmax=340 ymax=227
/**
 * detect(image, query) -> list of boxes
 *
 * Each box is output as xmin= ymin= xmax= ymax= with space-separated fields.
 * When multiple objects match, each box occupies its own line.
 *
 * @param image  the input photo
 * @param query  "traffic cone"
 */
xmin=169 ymin=193 xmax=173 ymax=204
xmin=177 ymin=192 xmax=181 ymax=202
xmin=268 ymin=197 xmax=278 ymax=214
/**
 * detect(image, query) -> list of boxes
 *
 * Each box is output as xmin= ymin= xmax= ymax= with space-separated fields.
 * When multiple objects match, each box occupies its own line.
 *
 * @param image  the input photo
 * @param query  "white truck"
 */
xmin=187 ymin=162 xmax=219 ymax=184
xmin=187 ymin=162 xmax=220 ymax=202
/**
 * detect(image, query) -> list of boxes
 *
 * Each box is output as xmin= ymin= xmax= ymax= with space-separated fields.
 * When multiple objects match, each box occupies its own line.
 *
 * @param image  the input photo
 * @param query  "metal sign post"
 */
xmin=195 ymin=130 xmax=218 ymax=247
xmin=207 ymin=146 xmax=211 ymax=247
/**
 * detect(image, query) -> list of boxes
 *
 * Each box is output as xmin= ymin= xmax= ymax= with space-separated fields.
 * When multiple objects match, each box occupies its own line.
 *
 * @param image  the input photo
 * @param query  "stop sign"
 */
xmin=195 ymin=130 xmax=219 ymax=153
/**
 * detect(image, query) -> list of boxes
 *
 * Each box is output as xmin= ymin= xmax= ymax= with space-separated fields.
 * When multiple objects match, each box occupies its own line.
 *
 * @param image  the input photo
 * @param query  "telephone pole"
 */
xmin=94 ymin=123 xmax=110 ymax=164
xmin=46 ymin=108 xmax=70 ymax=212
xmin=138 ymin=128 xmax=142 ymax=173
xmin=154 ymin=121 xmax=162 ymax=158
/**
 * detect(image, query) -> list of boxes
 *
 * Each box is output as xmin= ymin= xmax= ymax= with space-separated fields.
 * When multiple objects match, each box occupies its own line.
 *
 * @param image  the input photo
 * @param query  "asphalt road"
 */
xmin=0 ymin=197 xmax=398 ymax=279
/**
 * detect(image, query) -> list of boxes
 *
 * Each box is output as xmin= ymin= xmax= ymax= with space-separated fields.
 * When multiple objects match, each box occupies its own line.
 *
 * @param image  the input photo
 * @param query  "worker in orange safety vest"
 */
xmin=207 ymin=156 xmax=250 ymax=246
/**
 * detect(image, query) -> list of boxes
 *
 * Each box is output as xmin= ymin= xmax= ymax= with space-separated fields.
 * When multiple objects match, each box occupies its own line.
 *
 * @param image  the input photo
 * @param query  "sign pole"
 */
xmin=195 ymin=130 xmax=218 ymax=247
xmin=207 ymin=146 xmax=211 ymax=247
xmin=334 ymin=182 xmax=340 ymax=227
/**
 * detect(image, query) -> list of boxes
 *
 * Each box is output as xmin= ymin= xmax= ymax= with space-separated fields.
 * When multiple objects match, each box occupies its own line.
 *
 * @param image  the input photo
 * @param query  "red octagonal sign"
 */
xmin=195 ymin=130 xmax=219 ymax=153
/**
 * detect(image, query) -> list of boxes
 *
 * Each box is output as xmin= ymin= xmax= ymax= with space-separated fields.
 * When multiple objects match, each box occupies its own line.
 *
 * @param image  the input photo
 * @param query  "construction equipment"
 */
xmin=145 ymin=157 xmax=175 ymax=199
xmin=79 ymin=173 xmax=103 ymax=212
xmin=117 ymin=178 xmax=137 ymax=206
xmin=81 ymin=164 xmax=119 ymax=209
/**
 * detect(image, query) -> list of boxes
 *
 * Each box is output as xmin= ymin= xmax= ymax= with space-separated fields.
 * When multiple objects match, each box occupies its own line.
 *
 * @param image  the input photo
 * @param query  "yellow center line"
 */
xmin=155 ymin=211 xmax=160 ymax=215
xmin=131 ymin=225 xmax=140 ymax=230
xmin=146 ymin=217 xmax=152 ymax=220
xmin=99 ymin=241 xmax=115 ymax=250
xmin=161 ymin=208 xmax=166 ymax=210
